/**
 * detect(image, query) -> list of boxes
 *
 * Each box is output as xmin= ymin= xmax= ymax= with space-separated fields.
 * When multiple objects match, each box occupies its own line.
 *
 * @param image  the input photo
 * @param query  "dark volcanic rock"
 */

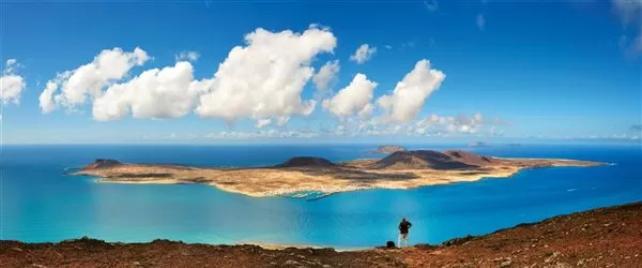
xmin=60 ymin=237 xmax=114 ymax=251
xmin=374 ymin=150 xmax=477 ymax=170
xmin=276 ymin=157 xmax=336 ymax=168
xmin=83 ymin=159 xmax=122 ymax=170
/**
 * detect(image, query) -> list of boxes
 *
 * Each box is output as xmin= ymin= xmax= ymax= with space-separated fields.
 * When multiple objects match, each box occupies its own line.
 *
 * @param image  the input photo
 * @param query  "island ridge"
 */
xmin=75 ymin=150 xmax=604 ymax=197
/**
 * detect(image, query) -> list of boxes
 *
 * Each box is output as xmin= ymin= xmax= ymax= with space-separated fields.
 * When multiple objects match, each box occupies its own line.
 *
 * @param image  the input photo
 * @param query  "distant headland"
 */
xmin=75 ymin=150 xmax=604 ymax=197
xmin=374 ymin=145 xmax=407 ymax=154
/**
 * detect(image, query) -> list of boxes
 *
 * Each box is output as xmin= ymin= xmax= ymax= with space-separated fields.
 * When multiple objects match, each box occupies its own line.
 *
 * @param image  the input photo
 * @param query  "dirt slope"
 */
xmin=374 ymin=150 xmax=478 ymax=169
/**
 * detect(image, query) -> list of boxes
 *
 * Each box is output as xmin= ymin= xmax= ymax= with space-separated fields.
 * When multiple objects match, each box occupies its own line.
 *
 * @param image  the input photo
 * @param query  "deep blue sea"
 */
xmin=1 ymin=144 xmax=640 ymax=249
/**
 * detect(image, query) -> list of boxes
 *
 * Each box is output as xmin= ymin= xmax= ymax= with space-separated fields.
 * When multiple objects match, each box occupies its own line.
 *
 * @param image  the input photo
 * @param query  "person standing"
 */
xmin=398 ymin=218 xmax=412 ymax=248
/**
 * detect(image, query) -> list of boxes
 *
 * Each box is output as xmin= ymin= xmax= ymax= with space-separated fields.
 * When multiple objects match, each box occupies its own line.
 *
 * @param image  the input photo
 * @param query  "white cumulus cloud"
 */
xmin=350 ymin=44 xmax=376 ymax=64
xmin=92 ymin=61 xmax=200 ymax=121
xmin=39 ymin=80 xmax=60 ymax=113
xmin=195 ymin=26 xmax=336 ymax=127
xmin=323 ymin=73 xmax=377 ymax=118
xmin=312 ymin=60 xmax=340 ymax=93
xmin=0 ymin=59 xmax=26 ymax=104
xmin=39 ymin=47 xmax=149 ymax=113
xmin=377 ymin=59 xmax=445 ymax=123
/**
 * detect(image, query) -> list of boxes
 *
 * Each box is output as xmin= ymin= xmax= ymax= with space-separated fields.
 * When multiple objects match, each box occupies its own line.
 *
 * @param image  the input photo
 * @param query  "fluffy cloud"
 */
xmin=0 ymin=59 xmax=25 ymax=104
xmin=323 ymin=73 xmax=377 ymax=118
xmin=37 ymin=27 xmax=338 ymax=125
xmin=39 ymin=80 xmax=60 ymax=113
xmin=312 ymin=60 xmax=340 ymax=92
xmin=31 ymin=27 xmax=460 ymax=135
xmin=195 ymin=26 xmax=336 ymax=127
xmin=92 ymin=61 xmax=200 ymax=121
xmin=377 ymin=59 xmax=445 ymax=123
xmin=350 ymin=44 xmax=376 ymax=64
xmin=39 ymin=47 xmax=149 ymax=113
xmin=1 ymin=75 xmax=26 ymax=104
xmin=175 ymin=51 xmax=200 ymax=62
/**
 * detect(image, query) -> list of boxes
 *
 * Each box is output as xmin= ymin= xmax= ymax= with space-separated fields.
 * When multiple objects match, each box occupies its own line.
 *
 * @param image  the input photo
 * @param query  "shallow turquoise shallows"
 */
xmin=1 ymin=144 xmax=640 ymax=249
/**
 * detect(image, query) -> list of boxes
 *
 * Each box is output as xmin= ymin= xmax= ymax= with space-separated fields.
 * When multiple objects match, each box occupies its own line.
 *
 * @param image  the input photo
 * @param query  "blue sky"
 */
xmin=0 ymin=1 xmax=640 ymax=144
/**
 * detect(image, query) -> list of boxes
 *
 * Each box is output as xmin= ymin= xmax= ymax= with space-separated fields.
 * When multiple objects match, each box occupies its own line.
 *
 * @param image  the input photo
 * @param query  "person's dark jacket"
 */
xmin=399 ymin=220 xmax=412 ymax=234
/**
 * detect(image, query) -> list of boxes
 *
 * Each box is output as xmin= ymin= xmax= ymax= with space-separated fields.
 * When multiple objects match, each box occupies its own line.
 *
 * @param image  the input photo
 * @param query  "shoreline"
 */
xmin=91 ymin=166 xmax=522 ymax=197
xmin=2 ymin=202 xmax=640 ymax=267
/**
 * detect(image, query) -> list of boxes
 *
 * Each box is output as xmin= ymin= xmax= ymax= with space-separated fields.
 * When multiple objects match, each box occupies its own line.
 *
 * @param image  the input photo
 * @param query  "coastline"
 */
xmin=2 ymin=202 xmax=640 ymax=267
xmin=89 ymin=166 xmax=524 ymax=197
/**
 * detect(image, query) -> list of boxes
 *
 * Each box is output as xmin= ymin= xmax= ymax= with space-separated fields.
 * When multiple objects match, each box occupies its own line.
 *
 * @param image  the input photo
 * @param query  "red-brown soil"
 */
xmin=1 ymin=202 xmax=640 ymax=267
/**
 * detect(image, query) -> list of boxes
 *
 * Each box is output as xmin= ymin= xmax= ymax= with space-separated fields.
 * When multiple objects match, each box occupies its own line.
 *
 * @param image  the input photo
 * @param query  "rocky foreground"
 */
xmin=75 ymin=150 xmax=602 ymax=197
xmin=2 ymin=202 xmax=640 ymax=267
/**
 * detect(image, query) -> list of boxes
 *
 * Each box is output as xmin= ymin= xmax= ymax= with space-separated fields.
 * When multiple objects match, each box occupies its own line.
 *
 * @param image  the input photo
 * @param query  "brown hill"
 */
xmin=374 ymin=150 xmax=478 ymax=170
xmin=444 ymin=150 xmax=498 ymax=166
xmin=82 ymin=159 xmax=122 ymax=170
xmin=275 ymin=157 xmax=336 ymax=168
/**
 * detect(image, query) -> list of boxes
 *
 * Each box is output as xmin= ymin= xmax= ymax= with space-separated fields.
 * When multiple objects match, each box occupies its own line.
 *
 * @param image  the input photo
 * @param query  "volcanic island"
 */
xmin=75 ymin=150 xmax=604 ymax=197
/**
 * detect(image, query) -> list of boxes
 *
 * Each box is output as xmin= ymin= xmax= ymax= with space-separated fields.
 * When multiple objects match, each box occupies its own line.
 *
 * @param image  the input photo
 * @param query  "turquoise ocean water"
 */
xmin=1 ymin=144 xmax=640 ymax=249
